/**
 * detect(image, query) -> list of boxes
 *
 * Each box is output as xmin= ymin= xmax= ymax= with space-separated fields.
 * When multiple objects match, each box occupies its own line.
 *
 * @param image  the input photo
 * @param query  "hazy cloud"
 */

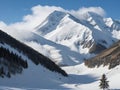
xmin=0 ymin=5 xmax=106 ymax=32
xmin=70 ymin=7 xmax=106 ymax=20
xmin=0 ymin=21 xmax=7 ymax=30
xmin=7 ymin=5 xmax=64 ymax=31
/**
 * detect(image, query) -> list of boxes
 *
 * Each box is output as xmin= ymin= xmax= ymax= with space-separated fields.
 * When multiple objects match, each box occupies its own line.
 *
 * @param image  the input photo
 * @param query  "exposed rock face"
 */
xmin=84 ymin=41 xmax=120 ymax=69
xmin=89 ymin=42 xmax=107 ymax=54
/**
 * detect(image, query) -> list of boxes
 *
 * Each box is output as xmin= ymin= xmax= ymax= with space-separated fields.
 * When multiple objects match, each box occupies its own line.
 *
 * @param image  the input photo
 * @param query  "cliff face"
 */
xmin=84 ymin=40 xmax=120 ymax=69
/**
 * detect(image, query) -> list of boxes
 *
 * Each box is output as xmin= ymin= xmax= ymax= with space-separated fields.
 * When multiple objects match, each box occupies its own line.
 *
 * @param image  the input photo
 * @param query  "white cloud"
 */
xmin=0 ymin=21 xmax=7 ymax=30
xmin=8 ymin=5 xmax=64 ymax=31
xmin=70 ymin=7 xmax=106 ymax=20
xmin=0 ymin=5 xmax=106 ymax=33
xmin=23 ymin=5 xmax=64 ymax=22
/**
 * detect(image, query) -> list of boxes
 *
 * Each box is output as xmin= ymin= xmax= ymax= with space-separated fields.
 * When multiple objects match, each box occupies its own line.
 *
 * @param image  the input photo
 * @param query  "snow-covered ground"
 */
xmin=62 ymin=64 xmax=120 ymax=90
xmin=1 ymin=63 xmax=120 ymax=90
xmin=1 ymin=33 xmax=120 ymax=90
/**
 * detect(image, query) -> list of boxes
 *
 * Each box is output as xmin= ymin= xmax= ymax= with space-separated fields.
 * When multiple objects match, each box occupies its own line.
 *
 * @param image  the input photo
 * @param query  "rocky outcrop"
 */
xmin=84 ymin=41 xmax=120 ymax=69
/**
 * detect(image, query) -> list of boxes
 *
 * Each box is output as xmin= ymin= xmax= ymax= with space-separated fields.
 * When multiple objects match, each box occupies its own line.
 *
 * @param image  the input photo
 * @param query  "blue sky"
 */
xmin=0 ymin=0 xmax=120 ymax=24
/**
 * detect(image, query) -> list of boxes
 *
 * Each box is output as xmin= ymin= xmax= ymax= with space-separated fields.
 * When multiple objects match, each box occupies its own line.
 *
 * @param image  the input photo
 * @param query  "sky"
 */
xmin=0 ymin=0 xmax=120 ymax=24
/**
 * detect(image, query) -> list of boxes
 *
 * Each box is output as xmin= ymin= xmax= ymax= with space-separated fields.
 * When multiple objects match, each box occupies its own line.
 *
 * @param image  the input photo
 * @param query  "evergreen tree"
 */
xmin=99 ymin=74 xmax=109 ymax=90
xmin=6 ymin=72 xmax=11 ymax=78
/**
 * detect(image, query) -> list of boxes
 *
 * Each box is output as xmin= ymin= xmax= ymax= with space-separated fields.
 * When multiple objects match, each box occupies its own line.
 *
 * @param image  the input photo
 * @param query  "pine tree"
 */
xmin=99 ymin=74 xmax=109 ymax=90
xmin=6 ymin=72 xmax=11 ymax=78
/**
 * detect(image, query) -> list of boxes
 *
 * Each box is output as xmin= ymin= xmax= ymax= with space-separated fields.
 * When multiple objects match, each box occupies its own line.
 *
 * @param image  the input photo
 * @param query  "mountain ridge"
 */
xmin=35 ymin=10 xmax=119 ymax=55
xmin=0 ymin=29 xmax=68 ymax=77
xmin=84 ymin=40 xmax=120 ymax=69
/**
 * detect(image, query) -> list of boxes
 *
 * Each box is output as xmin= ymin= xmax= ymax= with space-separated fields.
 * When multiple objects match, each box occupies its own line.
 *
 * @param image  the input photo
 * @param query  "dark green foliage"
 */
xmin=99 ymin=74 xmax=109 ymax=90
xmin=0 ymin=67 xmax=4 ymax=78
xmin=0 ymin=47 xmax=28 ymax=78
xmin=0 ymin=30 xmax=68 ymax=77
xmin=7 ymin=72 xmax=11 ymax=78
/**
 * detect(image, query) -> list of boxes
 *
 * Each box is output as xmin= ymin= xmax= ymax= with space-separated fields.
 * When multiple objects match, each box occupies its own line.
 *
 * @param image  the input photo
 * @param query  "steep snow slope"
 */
xmin=2 ymin=29 xmax=87 ymax=66
xmin=104 ymin=18 xmax=120 ymax=39
xmin=36 ymin=10 xmax=67 ymax=36
xmin=0 ymin=58 xmax=67 ymax=88
xmin=0 ymin=30 xmax=70 ymax=88
xmin=0 ymin=30 xmax=68 ymax=76
xmin=36 ymin=11 xmax=118 ymax=55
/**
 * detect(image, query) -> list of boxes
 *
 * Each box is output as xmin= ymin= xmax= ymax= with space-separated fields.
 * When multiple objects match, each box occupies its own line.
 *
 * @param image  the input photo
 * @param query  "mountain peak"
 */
xmin=35 ymin=10 xmax=117 ymax=55
xmin=35 ymin=10 xmax=68 ymax=35
xmin=46 ymin=10 xmax=68 ymax=22
xmin=49 ymin=10 xmax=67 ymax=17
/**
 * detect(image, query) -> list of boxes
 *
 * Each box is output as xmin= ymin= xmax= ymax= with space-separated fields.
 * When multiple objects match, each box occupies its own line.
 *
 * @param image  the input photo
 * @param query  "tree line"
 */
xmin=0 ymin=46 xmax=28 ymax=78
xmin=0 ymin=30 xmax=68 ymax=77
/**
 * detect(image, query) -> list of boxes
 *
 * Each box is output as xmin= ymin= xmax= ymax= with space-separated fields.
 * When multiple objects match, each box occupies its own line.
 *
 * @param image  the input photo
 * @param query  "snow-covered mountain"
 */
xmin=3 ymin=29 xmax=86 ymax=66
xmin=1 ymin=10 xmax=120 ymax=90
xmin=4 ymin=10 xmax=120 ymax=66
xmin=0 ymin=30 xmax=70 ymax=88
xmin=36 ymin=11 xmax=120 ymax=55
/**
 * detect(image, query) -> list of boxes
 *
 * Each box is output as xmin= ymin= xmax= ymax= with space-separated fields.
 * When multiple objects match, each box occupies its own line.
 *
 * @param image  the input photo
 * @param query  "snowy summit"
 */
xmin=1 ymin=5 xmax=120 ymax=90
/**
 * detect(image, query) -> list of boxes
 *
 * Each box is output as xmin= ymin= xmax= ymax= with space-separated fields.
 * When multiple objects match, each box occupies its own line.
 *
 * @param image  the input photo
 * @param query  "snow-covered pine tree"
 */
xmin=99 ymin=74 xmax=109 ymax=90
